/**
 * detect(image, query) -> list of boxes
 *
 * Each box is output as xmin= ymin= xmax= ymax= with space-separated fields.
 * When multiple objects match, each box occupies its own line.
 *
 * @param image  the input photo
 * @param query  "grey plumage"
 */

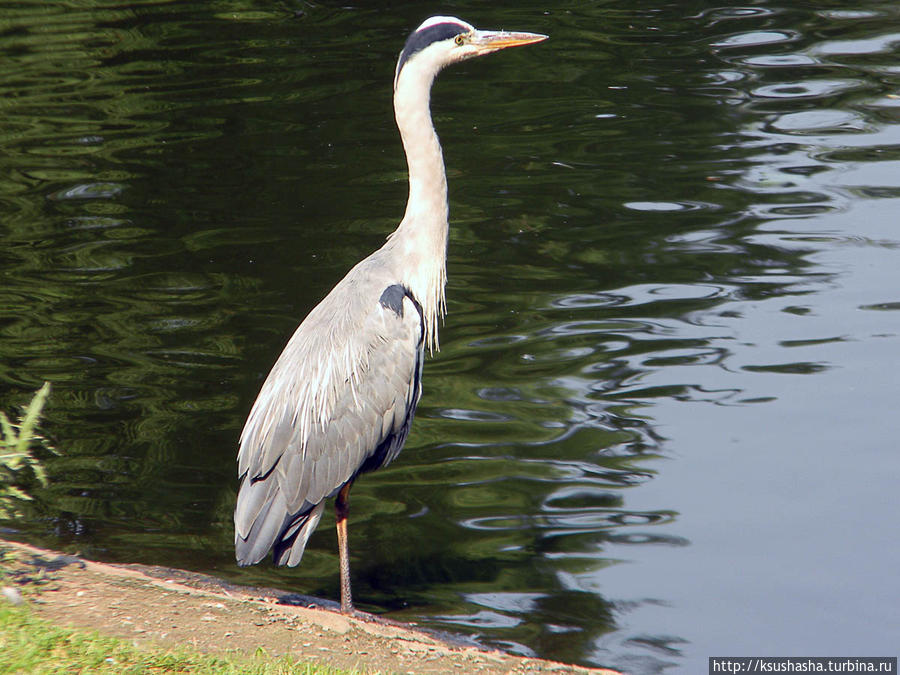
xmin=235 ymin=262 xmax=423 ymax=564
xmin=235 ymin=15 xmax=546 ymax=614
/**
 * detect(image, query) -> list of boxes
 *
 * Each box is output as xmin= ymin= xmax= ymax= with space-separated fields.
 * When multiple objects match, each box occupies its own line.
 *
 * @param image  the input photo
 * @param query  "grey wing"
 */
xmin=234 ymin=285 xmax=424 ymax=567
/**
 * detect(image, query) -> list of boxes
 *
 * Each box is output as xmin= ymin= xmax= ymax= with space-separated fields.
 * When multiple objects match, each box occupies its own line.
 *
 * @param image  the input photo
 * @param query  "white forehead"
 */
xmin=415 ymin=15 xmax=475 ymax=33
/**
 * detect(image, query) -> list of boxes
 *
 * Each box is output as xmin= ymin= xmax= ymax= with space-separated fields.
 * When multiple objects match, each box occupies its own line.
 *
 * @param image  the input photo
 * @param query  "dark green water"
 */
xmin=2 ymin=2 xmax=899 ymax=672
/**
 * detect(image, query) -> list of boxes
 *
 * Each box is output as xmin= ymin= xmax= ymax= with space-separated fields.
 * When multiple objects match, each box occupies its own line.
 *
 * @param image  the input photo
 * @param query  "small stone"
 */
xmin=1 ymin=586 xmax=23 ymax=606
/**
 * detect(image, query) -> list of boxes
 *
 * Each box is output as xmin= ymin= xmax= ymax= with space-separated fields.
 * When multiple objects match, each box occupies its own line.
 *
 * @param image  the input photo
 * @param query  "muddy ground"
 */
xmin=0 ymin=539 xmax=618 ymax=674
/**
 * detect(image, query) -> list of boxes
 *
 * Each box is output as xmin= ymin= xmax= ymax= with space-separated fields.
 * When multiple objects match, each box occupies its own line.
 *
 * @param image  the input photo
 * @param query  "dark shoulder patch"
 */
xmin=396 ymin=21 xmax=467 ymax=79
xmin=379 ymin=284 xmax=408 ymax=317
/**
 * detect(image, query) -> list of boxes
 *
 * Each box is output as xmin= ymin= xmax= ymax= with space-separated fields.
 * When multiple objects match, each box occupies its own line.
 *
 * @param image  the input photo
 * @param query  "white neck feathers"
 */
xmin=388 ymin=54 xmax=449 ymax=352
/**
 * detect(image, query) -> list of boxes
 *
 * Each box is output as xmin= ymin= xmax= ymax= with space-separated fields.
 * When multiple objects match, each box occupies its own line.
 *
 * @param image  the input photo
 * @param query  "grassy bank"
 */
xmin=0 ymin=601 xmax=351 ymax=675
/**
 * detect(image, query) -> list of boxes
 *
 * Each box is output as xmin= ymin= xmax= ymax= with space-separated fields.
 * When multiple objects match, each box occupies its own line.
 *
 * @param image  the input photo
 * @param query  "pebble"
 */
xmin=1 ymin=586 xmax=23 ymax=606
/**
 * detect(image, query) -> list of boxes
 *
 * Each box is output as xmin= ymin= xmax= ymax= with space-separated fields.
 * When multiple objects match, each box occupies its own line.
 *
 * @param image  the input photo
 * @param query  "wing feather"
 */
xmin=234 ymin=274 xmax=424 ymax=566
xmin=276 ymin=291 xmax=423 ymax=511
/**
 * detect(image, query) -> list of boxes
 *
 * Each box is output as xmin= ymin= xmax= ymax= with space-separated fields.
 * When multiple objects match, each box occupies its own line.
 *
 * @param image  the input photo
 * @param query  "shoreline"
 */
xmin=1 ymin=537 xmax=619 ymax=674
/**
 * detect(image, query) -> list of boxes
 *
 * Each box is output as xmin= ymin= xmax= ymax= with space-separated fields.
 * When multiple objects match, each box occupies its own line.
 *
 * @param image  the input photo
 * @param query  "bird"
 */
xmin=234 ymin=16 xmax=547 ymax=614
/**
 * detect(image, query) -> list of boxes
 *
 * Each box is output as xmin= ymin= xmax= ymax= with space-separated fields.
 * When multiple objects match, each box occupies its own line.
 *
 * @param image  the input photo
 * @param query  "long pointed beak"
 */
xmin=470 ymin=29 xmax=549 ymax=54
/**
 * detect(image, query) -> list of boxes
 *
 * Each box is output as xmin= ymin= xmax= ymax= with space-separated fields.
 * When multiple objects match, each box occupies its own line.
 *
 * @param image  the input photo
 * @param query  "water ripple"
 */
xmin=712 ymin=30 xmax=800 ymax=49
xmin=47 ymin=182 xmax=125 ymax=201
xmin=751 ymin=79 xmax=867 ymax=100
xmin=810 ymin=32 xmax=900 ymax=56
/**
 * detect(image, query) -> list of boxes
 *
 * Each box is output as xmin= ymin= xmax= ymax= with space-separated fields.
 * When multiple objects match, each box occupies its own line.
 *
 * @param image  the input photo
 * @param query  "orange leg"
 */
xmin=335 ymin=481 xmax=354 ymax=614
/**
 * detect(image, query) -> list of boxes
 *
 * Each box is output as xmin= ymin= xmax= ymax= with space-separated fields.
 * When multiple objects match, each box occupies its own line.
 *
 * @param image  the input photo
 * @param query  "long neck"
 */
xmin=389 ymin=64 xmax=449 ymax=352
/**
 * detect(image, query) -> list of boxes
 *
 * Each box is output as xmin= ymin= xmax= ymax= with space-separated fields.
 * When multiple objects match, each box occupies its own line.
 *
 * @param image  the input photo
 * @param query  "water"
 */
xmin=2 ymin=2 xmax=899 ymax=672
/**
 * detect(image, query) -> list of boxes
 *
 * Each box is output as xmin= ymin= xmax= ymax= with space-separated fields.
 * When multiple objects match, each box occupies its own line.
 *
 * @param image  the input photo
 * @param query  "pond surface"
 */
xmin=2 ymin=1 xmax=899 ymax=672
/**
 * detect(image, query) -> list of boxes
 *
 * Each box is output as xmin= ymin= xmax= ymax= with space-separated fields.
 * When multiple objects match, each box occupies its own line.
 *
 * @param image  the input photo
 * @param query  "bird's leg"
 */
xmin=335 ymin=481 xmax=354 ymax=614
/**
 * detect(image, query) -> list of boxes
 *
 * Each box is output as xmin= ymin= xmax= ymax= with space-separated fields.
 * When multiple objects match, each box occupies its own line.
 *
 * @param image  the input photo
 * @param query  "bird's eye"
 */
xmin=454 ymin=34 xmax=465 ymax=46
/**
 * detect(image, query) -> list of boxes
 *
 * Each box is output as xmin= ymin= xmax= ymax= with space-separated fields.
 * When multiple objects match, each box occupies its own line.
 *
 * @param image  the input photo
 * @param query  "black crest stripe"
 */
xmin=396 ymin=22 xmax=468 ymax=78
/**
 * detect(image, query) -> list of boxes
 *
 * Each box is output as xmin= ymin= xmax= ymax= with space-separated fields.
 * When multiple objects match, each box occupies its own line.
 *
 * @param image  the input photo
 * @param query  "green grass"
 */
xmin=1 ymin=382 xmax=56 ymax=521
xmin=0 ymin=601 xmax=354 ymax=675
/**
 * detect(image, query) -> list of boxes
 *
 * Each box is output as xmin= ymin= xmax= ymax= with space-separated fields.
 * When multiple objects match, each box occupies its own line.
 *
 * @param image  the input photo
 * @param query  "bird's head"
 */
xmin=394 ymin=16 xmax=547 ymax=91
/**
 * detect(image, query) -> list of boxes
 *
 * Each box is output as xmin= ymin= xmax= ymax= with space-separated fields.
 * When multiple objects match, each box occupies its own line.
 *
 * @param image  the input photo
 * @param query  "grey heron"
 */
xmin=234 ymin=16 xmax=547 ymax=614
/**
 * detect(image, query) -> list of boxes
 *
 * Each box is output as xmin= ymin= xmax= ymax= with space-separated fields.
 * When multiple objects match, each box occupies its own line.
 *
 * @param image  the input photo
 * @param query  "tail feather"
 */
xmin=274 ymin=501 xmax=325 ymax=566
xmin=234 ymin=474 xmax=324 ymax=567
